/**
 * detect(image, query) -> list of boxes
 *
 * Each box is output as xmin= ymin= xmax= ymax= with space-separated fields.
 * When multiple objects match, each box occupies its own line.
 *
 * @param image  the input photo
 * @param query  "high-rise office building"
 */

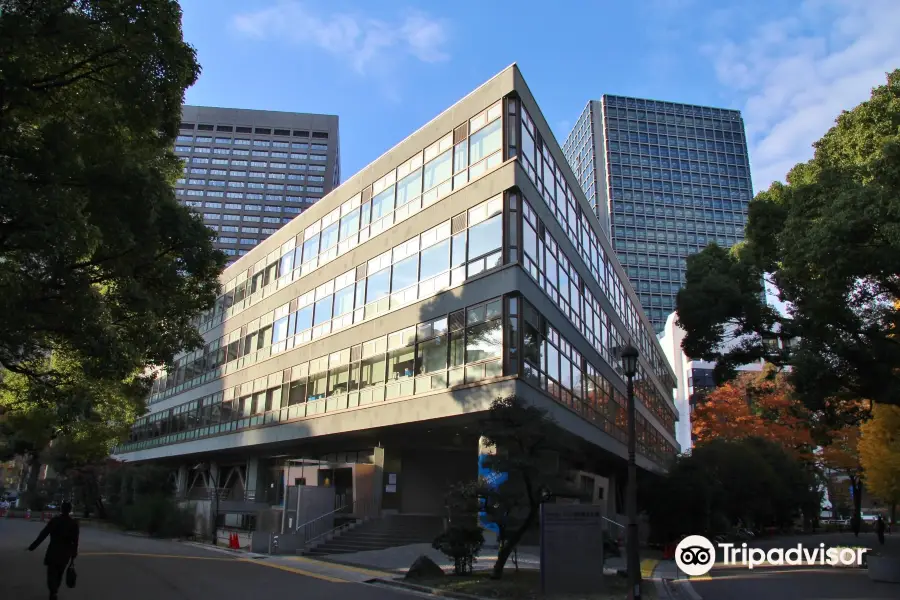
xmin=114 ymin=67 xmax=677 ymax=539
xmin=563 ymin=96 xmax=753 ymax=332
xmin=175 ymin=106 xmax=340 ymax=261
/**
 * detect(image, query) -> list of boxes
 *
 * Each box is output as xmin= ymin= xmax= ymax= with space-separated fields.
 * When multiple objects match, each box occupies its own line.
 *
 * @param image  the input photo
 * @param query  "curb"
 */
xmin=180 ymin=540 xmax=268 ymax=559
xmin=299 ymin=554 xmax=405 ymax=575
xmin=375 ymin=567 xmax=675 ymax=600
xmin=650 ymin=560 xmax=701 ymax=600
xmin=370 ymin=578 xmax=486 ymax=600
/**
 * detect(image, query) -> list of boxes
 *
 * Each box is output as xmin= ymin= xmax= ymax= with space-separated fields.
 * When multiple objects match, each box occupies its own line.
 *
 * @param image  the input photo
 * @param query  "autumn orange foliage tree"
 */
xmin=692 ymin=369 xmax=814 ymax=460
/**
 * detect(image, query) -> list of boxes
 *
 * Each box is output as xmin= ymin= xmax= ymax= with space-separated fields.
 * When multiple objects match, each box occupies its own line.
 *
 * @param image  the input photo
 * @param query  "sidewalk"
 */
xmin=320 ymin=542 xmax=542 ymax=574
xmin=308 ymin=541 xmax=647 ymax=576
xmin=181 ymin=540 xmax=393 ymax=583
xmin=183 ymin=539 xmax=657 ymax=584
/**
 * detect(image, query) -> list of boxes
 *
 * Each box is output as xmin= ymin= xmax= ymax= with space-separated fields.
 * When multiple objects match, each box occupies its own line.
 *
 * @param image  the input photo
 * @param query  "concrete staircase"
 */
xmin=302 ymin=514 xmax=445 ymax=557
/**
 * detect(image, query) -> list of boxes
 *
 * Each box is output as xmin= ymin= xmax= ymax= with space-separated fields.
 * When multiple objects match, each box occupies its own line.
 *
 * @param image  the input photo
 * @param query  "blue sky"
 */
xmin=180 ymin=0 xmax=900 ymax=192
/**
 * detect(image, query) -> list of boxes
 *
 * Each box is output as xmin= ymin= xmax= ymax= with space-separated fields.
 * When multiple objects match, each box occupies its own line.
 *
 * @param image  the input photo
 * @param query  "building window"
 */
xmin=465 ymin=299 xmax=502 ymax=363
xmin=470 ymin=118 xmax=502 ymax=164
xmin=416 ymin=317 xmax=449 ymax=374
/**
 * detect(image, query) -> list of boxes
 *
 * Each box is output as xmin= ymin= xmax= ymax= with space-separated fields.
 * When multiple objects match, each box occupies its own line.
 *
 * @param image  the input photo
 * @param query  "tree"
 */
xmin=691 ymin=369 xmax=814 ymax=459
xmin=825 ymin=475 xmax=853 ymax=520
xmin=859 ymin=404 xmax=900 ymax=524
xmin=676 ymin=69 xmax=900 ymax=410
xmin=0 ymin=349 xmax=145 ymax=508
xmin=0 ymin=0 xmax=225 ymax=502
xmin=448 ymin=397 xmax=569 ymax=580
xmin=102 ymin=462 xmax=191 ymax=537
xmin=646 ymin=437 xmax=820 ymax=541
xmin=0 ymin=0 xmax=225 ymax=389
xmin=821 ymin=424 xmax=865 ymax=534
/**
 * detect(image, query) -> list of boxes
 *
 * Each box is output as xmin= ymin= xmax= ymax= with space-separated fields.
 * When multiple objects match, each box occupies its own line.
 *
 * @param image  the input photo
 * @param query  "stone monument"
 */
xmin=540 ymin=503 xmax=605 ymax=594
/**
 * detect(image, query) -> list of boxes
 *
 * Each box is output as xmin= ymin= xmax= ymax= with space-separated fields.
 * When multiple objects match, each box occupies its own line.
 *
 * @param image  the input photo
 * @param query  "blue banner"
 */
xmin=478 ymin=451 xmax=508 ymax=532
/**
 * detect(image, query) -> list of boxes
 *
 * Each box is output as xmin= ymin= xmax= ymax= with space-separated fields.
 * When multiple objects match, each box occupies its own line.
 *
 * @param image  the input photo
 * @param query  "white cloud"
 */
xmin=703 ymin=0 xmax=900 ymax=191
xmin=231 ymin=2 xmax=450 ymax=74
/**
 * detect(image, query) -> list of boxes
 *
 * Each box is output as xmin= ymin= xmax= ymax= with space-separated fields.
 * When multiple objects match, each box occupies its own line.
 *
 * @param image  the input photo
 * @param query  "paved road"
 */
xmin=680 ymin=532 xmax=899 ymax=600
xmin=0 ymin=518 xmax=412 ymax=600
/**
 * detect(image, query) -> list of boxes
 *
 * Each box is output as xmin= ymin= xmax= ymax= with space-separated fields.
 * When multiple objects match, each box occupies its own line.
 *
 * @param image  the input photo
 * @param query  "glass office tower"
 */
xmin=564 ymin=96 xmax=753 ymax=332
xmin=175 ymin=106 xmax=340 ymax=262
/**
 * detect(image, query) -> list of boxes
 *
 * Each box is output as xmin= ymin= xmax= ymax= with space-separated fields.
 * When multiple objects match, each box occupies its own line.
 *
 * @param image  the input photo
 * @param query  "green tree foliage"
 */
xmin=646 ymin=437 xmax=820 ymax=542
xmin=0 ymin=0 xmax=225 ymax=492
xmin=0 ymin=349 xmax=146 ymax=507
xmin=0 ymin=0 xmax=225 ymax=386
xmin=676 ymin=70 xmax=900 ymax=409
xmin=447 ymin=397 xmax=570 ymax=580
xmin=432 ymin=525 xmax=485 ymax=575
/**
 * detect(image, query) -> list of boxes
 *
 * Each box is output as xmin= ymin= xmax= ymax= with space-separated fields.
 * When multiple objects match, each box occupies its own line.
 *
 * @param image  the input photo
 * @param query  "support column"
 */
xmin=373 ymin=447 xmax=403 ymax=515
xmin=208 ymin=462 xmax=220 ymax=495
xmin=175 ymin=465 xmax=188 ymax=499
xmin=245 ymin=457 xmax=260 ymax=503
xmin=208 ymin=462 xmax=221 ymax=546
xmin=373 ymin=447 xmax=385 ymax=516
xmin=607 ymin=475 xmax=627 ymax=536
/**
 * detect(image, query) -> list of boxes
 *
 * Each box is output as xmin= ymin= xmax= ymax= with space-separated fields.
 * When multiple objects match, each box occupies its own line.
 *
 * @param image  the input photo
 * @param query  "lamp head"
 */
xmin=621 ymin=344 xmax=639 ymax=378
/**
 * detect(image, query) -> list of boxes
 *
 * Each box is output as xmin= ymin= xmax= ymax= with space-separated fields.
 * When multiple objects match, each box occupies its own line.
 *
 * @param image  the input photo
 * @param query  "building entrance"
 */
xmin=317 ymin=467 xmax=353 ymax=510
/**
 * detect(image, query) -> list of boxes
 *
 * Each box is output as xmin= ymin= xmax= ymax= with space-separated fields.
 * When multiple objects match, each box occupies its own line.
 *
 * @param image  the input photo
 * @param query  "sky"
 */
xmin=180 ymin=0 xmax=900 ymax=194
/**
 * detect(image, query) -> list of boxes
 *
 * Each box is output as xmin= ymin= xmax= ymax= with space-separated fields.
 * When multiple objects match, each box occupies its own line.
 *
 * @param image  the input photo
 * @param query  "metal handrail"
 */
xmin=299 ymin=496 xmax=377 ymax=549
xmin=294 ymin=496 xmax=359 ymax=533
xmin=603 ymin=516 xmax=626 ymax=530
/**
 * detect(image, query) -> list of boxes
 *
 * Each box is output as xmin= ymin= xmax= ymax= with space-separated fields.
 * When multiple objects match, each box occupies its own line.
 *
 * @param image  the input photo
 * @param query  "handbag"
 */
xmin=65 ymin=559 xmax=77 ymax=589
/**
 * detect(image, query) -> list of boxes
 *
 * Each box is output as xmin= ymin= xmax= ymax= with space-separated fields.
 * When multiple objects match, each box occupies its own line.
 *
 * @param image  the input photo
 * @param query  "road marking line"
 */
xmin=641 ymin=558 xmax=660 ymax=578
xmin=79 ymin=552 xmax=233 ymax=561
xmin=79 ymin=551 xmax=348 ymax=582
xmin=239 ymin=558 xmax=346 ymax=583
xmin=280 ymin=555 xmax=390 ymax=578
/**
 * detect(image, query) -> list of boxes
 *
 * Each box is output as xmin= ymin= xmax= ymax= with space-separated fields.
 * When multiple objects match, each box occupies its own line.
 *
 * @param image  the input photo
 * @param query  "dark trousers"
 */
xmin=46 ymin=562 xmax=66 ymax=597
xmin=877 ymin=531 xmax=885 ymax=545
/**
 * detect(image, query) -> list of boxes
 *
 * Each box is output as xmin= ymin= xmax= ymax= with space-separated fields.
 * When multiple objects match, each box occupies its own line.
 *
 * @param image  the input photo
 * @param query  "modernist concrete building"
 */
xmin=114 ymin=66 xmax=678 ymax=541
xmin=562 ymin=97 xmax=753 ymax=332
xmin=175 ymin=106 xmax=340 ymax=262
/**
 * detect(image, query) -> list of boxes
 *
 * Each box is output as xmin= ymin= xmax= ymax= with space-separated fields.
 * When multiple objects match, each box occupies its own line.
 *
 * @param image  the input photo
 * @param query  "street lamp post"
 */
xmin=621 ymin=344 xmax=641 ymax=600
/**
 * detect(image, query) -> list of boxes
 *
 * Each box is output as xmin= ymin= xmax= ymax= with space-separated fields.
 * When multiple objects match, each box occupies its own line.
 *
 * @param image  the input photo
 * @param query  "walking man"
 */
xmin=28 ymin=501 xmax=79 ymax=600
xmin=876 ymin=515 xmax=886 ymax=546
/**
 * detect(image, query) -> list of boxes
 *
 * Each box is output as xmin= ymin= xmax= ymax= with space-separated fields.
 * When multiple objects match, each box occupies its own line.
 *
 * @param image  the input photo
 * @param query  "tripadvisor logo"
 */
xmin=675 ymin=535 xmax=868 ymax=576
xmin=675 ymin=535 xmax=716 ymax=576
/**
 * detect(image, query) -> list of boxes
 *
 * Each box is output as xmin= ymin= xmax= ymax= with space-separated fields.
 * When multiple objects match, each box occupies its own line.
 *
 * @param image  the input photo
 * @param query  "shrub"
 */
xmin=433 ymin=525 xmax=485 ymax=575
xmin=115 ymin=495 xmax=193 ymax=538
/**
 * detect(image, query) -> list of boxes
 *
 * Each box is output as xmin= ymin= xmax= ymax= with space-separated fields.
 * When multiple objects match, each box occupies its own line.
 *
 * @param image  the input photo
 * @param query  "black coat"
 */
xmin=29 ymin=515 xmax=80 ymax=566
